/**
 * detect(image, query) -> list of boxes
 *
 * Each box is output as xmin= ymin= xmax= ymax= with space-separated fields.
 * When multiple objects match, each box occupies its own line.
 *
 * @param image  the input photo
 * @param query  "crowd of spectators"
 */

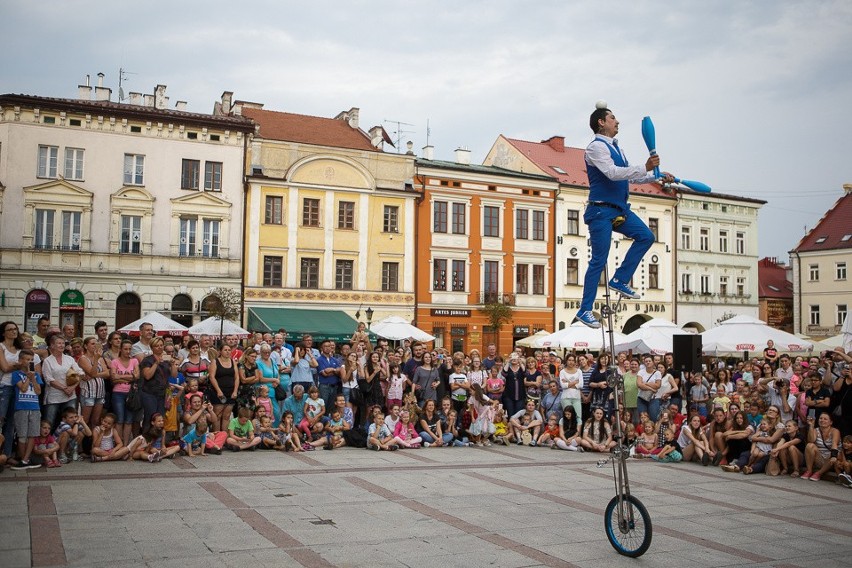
xmin=1 ymin=317 xmax=850 ymax=487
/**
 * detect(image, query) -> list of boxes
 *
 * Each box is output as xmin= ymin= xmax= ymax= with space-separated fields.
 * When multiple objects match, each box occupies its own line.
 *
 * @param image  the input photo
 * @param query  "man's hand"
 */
xmin=645 ymin=155 xmax=661 ymax=172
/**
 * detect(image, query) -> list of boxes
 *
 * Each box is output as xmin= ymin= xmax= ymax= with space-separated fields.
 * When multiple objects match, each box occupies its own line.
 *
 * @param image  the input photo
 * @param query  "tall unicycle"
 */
xmin=597 ymin=261 xmax=652 ymax=557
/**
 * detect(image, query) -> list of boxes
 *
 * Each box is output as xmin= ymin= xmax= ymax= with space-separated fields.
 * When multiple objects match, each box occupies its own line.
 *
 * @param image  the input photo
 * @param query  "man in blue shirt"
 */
xmin=316 ymin=340 xmax=341 ymax=409
xmin=577 ymin=104 xmax=673 ymax=328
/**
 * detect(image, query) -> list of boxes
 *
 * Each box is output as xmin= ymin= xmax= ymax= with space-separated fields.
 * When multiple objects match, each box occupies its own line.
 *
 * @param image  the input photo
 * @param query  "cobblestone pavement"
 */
xmin=1 ymin=445 xmax=850 ymax=568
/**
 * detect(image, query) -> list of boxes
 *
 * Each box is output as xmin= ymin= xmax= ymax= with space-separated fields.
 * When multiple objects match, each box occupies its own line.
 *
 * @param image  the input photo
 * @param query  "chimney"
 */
xmin=94 ymin=86 xmax=111 ymax=101
xmin=336 ymin=107 xmax=359 ymax=129
xmin=543 ymin=135 xmax=565 ymax=152
xmin=129 ymin=92 xmax=143 ymax=106
xmin=844 ymin=183 xmax=852 ymax=194
xmin=143 ymin=94 xmax=155 ymax=107
xmin=77 ymin=85 xmax=92 ymax=100
xmin=221 ymin=91 xmax=233 ymax=115
xmin=97 ymin=73 xmax=104 ymax=87
xmin=154 ymin=85 xmax=168 ymax=110
xmin=368 ymin=126 xmax=384 ymax=148
xmin=175 ymin=101 xmax=187 ymax=111
xmin=422 ymin=145 xmax=434 ymax=160
xmin=454 ymin=147 xmax=471 ymax=165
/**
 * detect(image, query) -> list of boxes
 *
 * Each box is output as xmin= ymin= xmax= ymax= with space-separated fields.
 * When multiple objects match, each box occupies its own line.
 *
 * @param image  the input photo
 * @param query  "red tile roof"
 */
xmin=240 ymin=107 xmax=378 ymax=152
xmin=792 ymin=189 xmax=852 ymax=252
xmin=757 ymin=258 xmax=793 ymax=299
xmin=504 ymin=136 xmax=672 ymax=198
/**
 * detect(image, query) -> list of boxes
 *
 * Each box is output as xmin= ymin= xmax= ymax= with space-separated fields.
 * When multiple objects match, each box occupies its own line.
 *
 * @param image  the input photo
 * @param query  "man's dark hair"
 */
xmin=94 ymin=320 xmax=107 ymax=330
xmin=590 ymin=108 xmax=611 ymax=134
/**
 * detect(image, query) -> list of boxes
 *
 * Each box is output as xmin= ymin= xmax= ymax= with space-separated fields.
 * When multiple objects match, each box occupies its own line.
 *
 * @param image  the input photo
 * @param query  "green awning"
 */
xmin=247 ymin=307 xmax=366 ymax=343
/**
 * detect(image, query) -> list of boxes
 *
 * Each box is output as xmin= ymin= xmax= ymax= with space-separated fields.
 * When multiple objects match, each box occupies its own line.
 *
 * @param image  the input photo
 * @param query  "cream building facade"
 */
xmin=232 ymin=101 xmax=417 ymax=335
xmin=0 ymin=85 xmax=253 ymax=334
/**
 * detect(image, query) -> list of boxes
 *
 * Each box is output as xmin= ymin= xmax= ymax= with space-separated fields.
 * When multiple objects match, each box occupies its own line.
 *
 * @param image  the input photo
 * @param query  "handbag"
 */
xmin=275 ymin=383 xmax=289 ymax=401
xmin=126 ymin=382 xmax=142 ymax=412
xmin=765 ymin=455 xmax=781 ymax=476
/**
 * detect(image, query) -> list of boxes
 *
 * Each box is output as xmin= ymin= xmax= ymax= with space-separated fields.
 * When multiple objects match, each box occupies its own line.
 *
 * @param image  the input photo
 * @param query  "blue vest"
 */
xmin=586 ymin=138 xmax=629 ymax=208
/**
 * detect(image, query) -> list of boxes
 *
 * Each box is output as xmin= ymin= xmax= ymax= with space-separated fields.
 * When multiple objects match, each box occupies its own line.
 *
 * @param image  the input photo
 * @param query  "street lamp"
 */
xmin=365 ymin=307 xmax=374 ymax=329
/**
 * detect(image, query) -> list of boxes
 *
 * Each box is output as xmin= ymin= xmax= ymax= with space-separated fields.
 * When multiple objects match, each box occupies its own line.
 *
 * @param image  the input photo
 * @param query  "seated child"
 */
xmin=835 ymin=435 xmax=852 ymax=487
xmin=368 ymin=411 xmax=397 ymax=451
xmin=299 ymin=386 xmax=326 ymax=441
xmin=55 ymin=407 xmax=92 ymax=464
xmin=392 ymin=410 xmax=422 ymax=448
xmin=651 ymin=428 xmax=683 ymax=463
xmin=182 ymin=416 xmax=210 ymax=457
xmin=634 ymin=420 xmax=660 ymax=458
xmin=91 ymin=413 xmax=143 ymax=462
xmin=257 ymin=415 xmax=282 ymax=450
xmin=537 ymin=414 xmax=562 ymax=448
xmin=276 ymin=411 xmax=302 ymax=452
xmin=492 ymin=409 xmax=510 ymax=446
xmin=742 ymin=418 xmax=773 ymax=475
xmin=32 ymin=421 xmax=61 ymax=468
xmin=227 ymin=407 xmax=262 ymax=451
xmin=324 ymin=409 xmax=346 ymax=449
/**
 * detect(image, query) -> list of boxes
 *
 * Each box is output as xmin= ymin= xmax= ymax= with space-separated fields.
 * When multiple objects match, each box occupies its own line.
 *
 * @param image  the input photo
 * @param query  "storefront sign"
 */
xmin=513 ymin=325 xmax=530 ymax=335
xmin=563 ymin=300 xmax=667 ymax=314
xmin=27 ymin=290 xmax=50 ymax=303
xmin=59 ymin=289 xmax=85 ymax=311
xmin=431 ymin=309 xmax=471 ymax=317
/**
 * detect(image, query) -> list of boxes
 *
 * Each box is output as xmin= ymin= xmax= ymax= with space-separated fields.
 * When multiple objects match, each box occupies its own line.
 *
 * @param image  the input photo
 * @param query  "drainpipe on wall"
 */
xmin=791 ymin=250 xmax=802 ymax=334
xmin=239 ymin=132 xmax=249 ymax=328
xmin=672 ymin=193 xmax=679 ymax=324
xmin=553 ymin=187 xmax=560 ymax=333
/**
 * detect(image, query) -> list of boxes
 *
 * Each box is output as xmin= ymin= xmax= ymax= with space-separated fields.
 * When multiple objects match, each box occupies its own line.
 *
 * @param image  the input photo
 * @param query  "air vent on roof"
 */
xmin=842 ymin=234 xmax=851 ymax=242
xmin=768 ymin=285 xmax=780 ymax=291
xmin=252 ymin=167 xmax=263 ymax=176
xmin=552 ymin=166 xmax=566 ymax=174
xmin=815 ymin=236 xmax=827 ymax=243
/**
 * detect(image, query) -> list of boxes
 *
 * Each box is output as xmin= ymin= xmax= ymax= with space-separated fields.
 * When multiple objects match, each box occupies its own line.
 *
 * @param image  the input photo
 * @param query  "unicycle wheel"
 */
xmin=604 ymin=494 xmax=652 ymax=557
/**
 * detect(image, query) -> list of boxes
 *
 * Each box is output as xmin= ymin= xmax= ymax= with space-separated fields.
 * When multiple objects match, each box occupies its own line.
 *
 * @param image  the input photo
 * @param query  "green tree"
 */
xmin=206 ymin=286 xmax=242 ymax=337
xmin=480 ymin=301 xmax=513 ymax=331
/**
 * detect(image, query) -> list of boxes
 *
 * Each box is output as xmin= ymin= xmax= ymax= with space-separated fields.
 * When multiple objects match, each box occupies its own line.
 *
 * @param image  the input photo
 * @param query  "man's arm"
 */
xmin=585 ymin=141 xmax=656 ymax=183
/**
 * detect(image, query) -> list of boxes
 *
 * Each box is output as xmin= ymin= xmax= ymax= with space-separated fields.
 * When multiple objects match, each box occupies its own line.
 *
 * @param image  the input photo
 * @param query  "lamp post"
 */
xmin=365 ymin=307 xmax=374 ymax=330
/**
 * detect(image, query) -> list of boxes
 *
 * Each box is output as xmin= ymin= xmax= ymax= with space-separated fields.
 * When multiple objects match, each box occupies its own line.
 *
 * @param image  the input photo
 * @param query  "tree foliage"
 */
xmin=480 ymin=301 xmax=513 ymax=331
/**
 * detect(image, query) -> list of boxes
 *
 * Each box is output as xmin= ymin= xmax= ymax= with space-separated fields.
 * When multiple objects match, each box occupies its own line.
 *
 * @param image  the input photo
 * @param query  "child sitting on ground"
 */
xmin=55 ymin=407 xmax=91 ymax=464
xmin=182 ymin=416 xmax=209 ymax=457
xmin=634 ymin=420 xmax=660 ymax=458
xmin=299 ymin=386 xmax=326 ymax=441
xmin=276 ymin=411 xmax=302 ymax=452
xmin=392 ymin=410 xmax=422 ymax=448
xmin=835 ymin=435 xmax=852 ymax=487
xmin=183 ymin=378 xmax=201 ymax=409
xmin=444 ymin=409 xmax=467 ymax=447
xmin=713 ymin=387 xmax=732 ymax=413
xmin=32 ymin=421 xmax=61 ymax=468
xmin=257 ymin=415 xmax=282 ymax=450
xmin=537 ymin=414 xmax=562 ymax=448
xmin=468 ymin=383 xmax=497 ymax=446
xmin=651 ymin=428 xmax=683 ymax=463
xmin=368 ymin=411 xmax=397 ymax=451
xmin=743 ymin=418 xmax=774 ymax=475
xmin=227 ymin=407 xmax=262 ymax=451
xmin=324 ymin=409 xmax=346 ymax=450
xmin=492 ymin=408 xmax=510 ymax=446
xmin=91 ymin=413 xmax=142 ymax=462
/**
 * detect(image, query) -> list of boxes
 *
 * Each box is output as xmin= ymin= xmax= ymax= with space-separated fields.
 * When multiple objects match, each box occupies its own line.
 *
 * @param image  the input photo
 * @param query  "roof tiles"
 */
xmin=240 ymin=107 xmax=378 ymax=152
xmin=792 ymin=190 xmax=852 ymax=252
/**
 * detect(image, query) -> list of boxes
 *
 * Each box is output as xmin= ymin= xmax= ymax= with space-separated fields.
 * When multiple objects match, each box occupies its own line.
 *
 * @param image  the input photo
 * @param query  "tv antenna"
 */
xmin=426 ymin=119 xmax=431 ymax=146
xmin=383 ymin=119 xmax=415 ymax=154
xmin=118 ymin=67 xmax=137 ymax=102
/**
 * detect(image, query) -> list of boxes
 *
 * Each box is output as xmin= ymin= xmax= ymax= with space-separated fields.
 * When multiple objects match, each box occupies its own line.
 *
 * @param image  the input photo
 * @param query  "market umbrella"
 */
xmin=515 ymin=330 xmax=551 ymax=348
xmin=117 ymin=311 xmax=188 ymax=337
xmin=534 ymin=322 xmax=627 ymax=351
xmin=370 ymin=316 xmax=435 ymax=342
xmin=700 ymin=315 xmax=813 ymax=355
xmin=188 ymin=316 xmax=251 ymax=339
xmin=614 ymin=318 xmax=695 ymax=355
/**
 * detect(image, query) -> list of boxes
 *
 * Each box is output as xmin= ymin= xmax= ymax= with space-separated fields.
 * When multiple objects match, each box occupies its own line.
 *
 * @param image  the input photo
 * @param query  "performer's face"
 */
xmin=598 ymin=111 xmax=619 ymax=137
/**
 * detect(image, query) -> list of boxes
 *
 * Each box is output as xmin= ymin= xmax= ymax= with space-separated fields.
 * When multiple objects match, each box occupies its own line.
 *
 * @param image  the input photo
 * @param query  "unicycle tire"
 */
xmin=604 ymin=494 xmax=652 ymax=557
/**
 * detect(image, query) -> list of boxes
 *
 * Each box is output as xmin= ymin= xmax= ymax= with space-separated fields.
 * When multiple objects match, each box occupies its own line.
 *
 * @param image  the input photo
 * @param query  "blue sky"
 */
xmin=2 ymin=0 xmax=849 ymax=260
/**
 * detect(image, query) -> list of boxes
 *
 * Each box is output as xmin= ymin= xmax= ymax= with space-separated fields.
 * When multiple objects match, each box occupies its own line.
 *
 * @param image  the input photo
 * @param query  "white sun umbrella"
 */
xmin=843 ymin=313 xmax=852 ymax=353
xmin=614 ymin=318 xmax=695 ymax=356
xmin=515 ymin=330 xmax=551 ymax=348
xmin=188 ymin=316 xmax=251 ymax=339
xmin=700 ymin=314 xmax=813 ymax=356
xmin=117 ymin=311 xmax=188 ymax=337
xmin=534 ymin=321 xmax=627 ymax=351
xmin=370 ymin=316 xmax=435 ymax=342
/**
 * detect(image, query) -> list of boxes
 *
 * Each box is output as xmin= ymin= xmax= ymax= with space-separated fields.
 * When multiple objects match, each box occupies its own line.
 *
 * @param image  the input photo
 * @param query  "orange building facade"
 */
xmin=414 ymin=152 xmax=559 ymax=357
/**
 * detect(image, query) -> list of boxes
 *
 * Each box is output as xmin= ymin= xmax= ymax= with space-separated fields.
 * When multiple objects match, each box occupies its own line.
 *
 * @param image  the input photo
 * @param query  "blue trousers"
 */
xmin=580 ymin=205 xmax=654 ymax=312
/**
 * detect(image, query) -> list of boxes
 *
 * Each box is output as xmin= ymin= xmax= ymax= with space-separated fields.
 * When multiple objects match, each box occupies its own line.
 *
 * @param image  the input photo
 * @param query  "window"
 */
xmin=64 ymin=148 xmax=84 ymax=180
xmin=335 ymin=260 xmax=354 ymax=290
xmin=809 ymin=264 xmax=819 ymax=281
xmin=265 ymin=196 xmax=283 ymax=225
xmin=338 ymin=201 xmax=354 ymax=229
xmin=516 ymin=210 xmax=529 ymax=240
xmin=566 ymin=259 xmax=579 ymax=285
xmin=719 ymin=275 xmax=729 ymax=296
xmin=300 ymin=258 xmax=319 ymax=289
xmin=516 ymin=264 xmax=528 ymax=294
xmin=34 ymin=209 xmax=55 ymax=249
xmin=37 ymin=145 xmax=58 ymax=178
xmin=681 ymin=273 xmax=692 ymax=293
xmin=532 ymin=265 xmax=545 ymax=295
xmin=383 ymin=205 xmax=399 ymax=233
xmin=719 ymin=230 xmax=728 ymax=253
xmin=202 ymin=219 xmax=220 ymax=257
xmin=303 ymin=198 xmax=320 ymax=227
xmin=451 ymin=203 xmax=465 ymax=234
xmin=382 ymin=262 xmax=399 ymax=292
xmin=433 ymin=201 xmax=448 ymax=233
xmin=60 ymin=211 xmax=81 ymax=250
xmin=699 ymin=228 xmax=709 ymax=252
xmin=120 ymin=215 xmax=142 ymax=254
xmin=809 ymin=305 xmax=820 ymax=326
xmin=700 ymin=274 xmax=711 ymax=294
xmin=681 ymin=226 xmax=692 ymax=250
xmin=736 ymin=232 xmax=745 ymax=255
xmin=181 ymin=159 xmax=200 ymax=190
xmin=649 ymin=263 xmax=659 ymax=289
xmin=837 ymin=262 xmax=847 ymax=280
xmin=204 ymin=162 xmax=222 ymax=191
xmin=433 ymin=259 xmax=447 ymax=291
xmin=649 ymin=218 xmax=659 ymax=242
xmin=484 ymin=260 xmax=499 ymax=296
xmin=263 ymin=256 xmax=282 ymax=287
xmin=737 ymin=277 xmax=746 ymax=296
xmin=484 ymin=206 xmax=500 ymax=237
xmin=532 ymin=211 xmax=545 ymax=241
xmin=123 ymin=154 xmax=144 ymax=185
xmin=451 ymin=260 xmax=465 ymax=291
xmin=838 ymin=305 xmax=848 ymax=326
xmin=179 ymin=218 xmax=197 ymax=256
xmin=566 ymin=210 xmax=580 ymax=235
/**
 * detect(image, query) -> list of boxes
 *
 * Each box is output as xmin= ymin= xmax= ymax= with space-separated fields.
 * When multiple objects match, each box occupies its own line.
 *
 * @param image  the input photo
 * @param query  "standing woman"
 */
xmin=655 ymin=362 xmax=679 ymax=416
xmin=340 ymin=351 xmax=362 ymax=411
xmin=255 ymin=344 xmax=281 ymax=425
xmin=102 ymin=332 xmax=123 ymax=365
xmin=235 ymin=349 xmax=259 ymax=415
xmin=588 ymin=353 xmax=613 ymax=418
xmin=523 ymin=356 xmax=542 ymax=406
xmin=209 ymin=343 xmax=240 ymax=431
xmin=0 ymin=321 xmax=24 ymax=455
xmin=179 ymin=340 xmax=210 ymax=398
xmin=77 ymin=337 xmax=109 ymax=428
xmin=290 ymin=342 xmax=318 ymax=393
xmin=110 ymin=339 xmax=139 ymax=444
xmin=636 ymin=356 xmax=662 ymax=420
xmin=363 ymin=351 xmax=387 ymax=413
xmin=412 ymin=352 xmax=440 ymax=407
xmin=559 ymin=354 xmax=583 ymax=428
xmin=139 ymin=337 xmax=177 ymax=434
xmin=501 ymin=354 xmax=526 ymax=419
xmin=41 ymin=335 xmax=84 ymax=427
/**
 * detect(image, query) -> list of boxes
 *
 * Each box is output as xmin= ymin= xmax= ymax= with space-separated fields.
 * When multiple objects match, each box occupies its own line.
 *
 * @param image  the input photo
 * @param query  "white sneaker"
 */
xmin=838 ymin=472 xmax=852 ymax=488
xmin=423 ymin=442 xmax=431 ymax=448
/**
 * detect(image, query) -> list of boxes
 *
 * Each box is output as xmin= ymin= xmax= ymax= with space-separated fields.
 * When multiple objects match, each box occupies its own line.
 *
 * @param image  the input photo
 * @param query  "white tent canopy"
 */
xmin=515 ymin=330 xmax=551 ymax=348
xmin=700 ymin=315 xmax=813 ymax=355
xmin=534 ymin=322 xmax=627 ymax=351
xmin=117 ymin=311 xmax=188 ymax=337
xmin=370 ymin=316 xmax=435 ymax=342
xmin=843 ymin=313 xmax=852 ymax=353
xmin=614 ymin=318 xmax=696 ymax=355
xmin=188 ymin=316 xmax=251 ymax=339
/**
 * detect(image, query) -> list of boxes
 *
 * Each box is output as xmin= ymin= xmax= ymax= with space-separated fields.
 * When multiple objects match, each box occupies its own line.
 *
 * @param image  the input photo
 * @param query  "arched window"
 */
xmin=201 ymin=294 xmax=222 ymax=316
xmin=115 ymin=292 xmax=141 ymax=330
xmin=171 ymin=294 xmax=193 ymax=327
